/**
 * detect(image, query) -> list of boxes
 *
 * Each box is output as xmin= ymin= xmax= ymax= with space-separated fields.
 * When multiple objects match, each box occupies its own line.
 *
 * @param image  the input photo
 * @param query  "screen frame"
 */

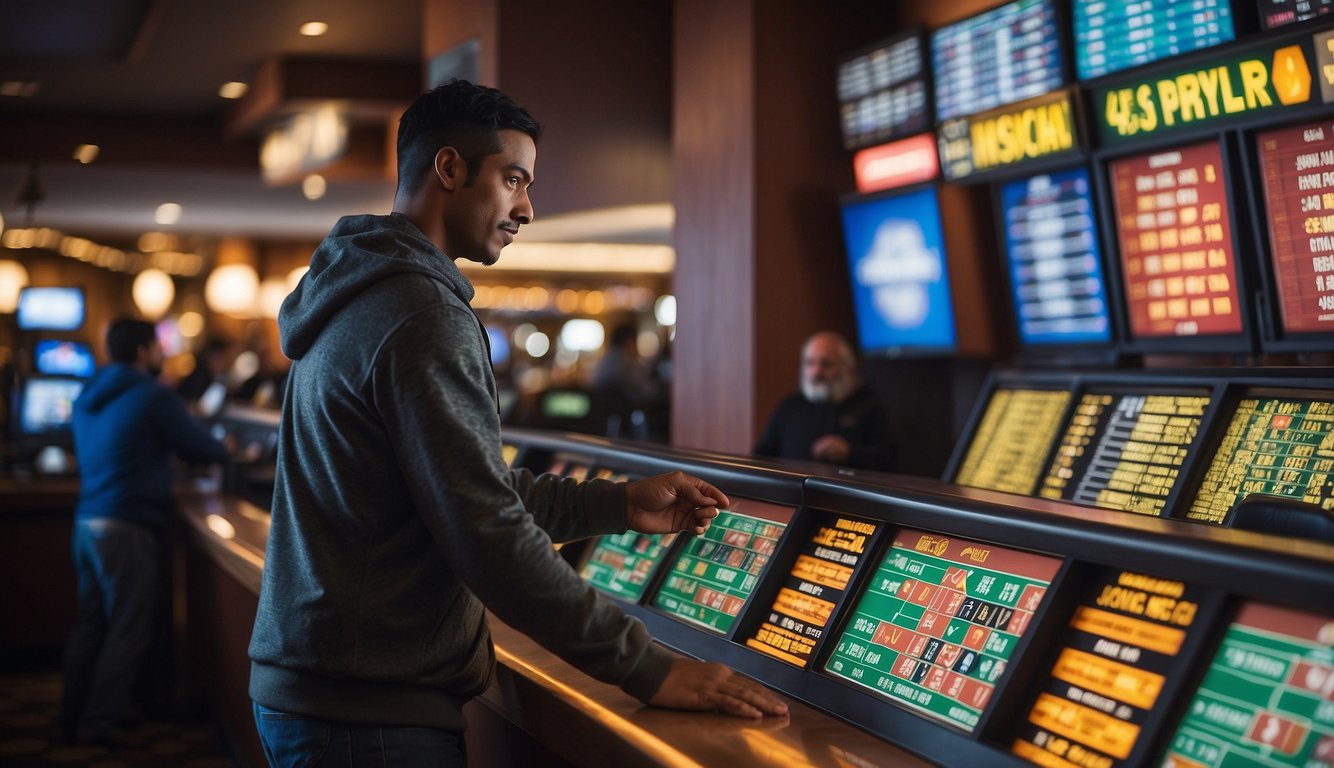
xmin=15 ymin=286 xmax=87 ymax=332
xmin=839 ymin=182 xmax=961 ymax=359
xmin=835 ymin=27 xmax=933 ymax=151
xmin=1094 ymin=133 xmax=1261 ymax=355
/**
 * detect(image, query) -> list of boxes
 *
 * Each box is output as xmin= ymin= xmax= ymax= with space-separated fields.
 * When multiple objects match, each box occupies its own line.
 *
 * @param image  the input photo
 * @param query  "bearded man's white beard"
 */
xmin=801 ymin=377 xmax=851 ymax=404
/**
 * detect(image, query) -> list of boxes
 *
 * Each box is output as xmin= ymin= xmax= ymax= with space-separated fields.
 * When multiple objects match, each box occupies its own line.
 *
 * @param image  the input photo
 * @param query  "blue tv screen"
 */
xmin=931 ymin=0 xmax=1063 ymax=121
xmin=17 ymin=286 xmax=86 ymax=331
xmin=34 ymin=339 xmax=96 ymax=378
xmin=1074 ymin=0 xmax=1235 ymax=81
xmin=1000 ymin=167 xmax=1114 ymax=346
xmin=840 ymin=187 xmax=958 ymax=356
xmin=19 ymin=376 xmax=85 ymax=435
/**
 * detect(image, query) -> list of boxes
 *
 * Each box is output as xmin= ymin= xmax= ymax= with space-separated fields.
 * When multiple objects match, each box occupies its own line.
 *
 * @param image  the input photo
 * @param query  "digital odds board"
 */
xmin=580 ymin=532 xmax=678 ymax=602
xmin=651 ymin=500 xmax=791 ymax=634
xmin=837 ymin=33 xmax=929 ymax=150
xmin=954 ymin=388 xmax=1072 ymax=495
xmin=930 ymin=0 xmax=1063 ymax=122
xmin=824 ymin=529 xmax=1062 ymax=732
xmin=1256 ymin=119 xmax=1334 ymax=336
xmin=744 ymin=514 xmax=884 ymax=668
xmin=1012 ymin=569 xmax=1215 ymax=768
xmin=1161 ymin=602 xmax=1334 ymax=767
xmin=1039 ymin=392 xmax=1211 ymax=516
xmin=1109 ymin=142 xmax=1244 ymax=340
xmin=1188 ymin=395 xmax=1334 ymax=523
xmin=1074 ymin=0 xmax=1236 ymax=81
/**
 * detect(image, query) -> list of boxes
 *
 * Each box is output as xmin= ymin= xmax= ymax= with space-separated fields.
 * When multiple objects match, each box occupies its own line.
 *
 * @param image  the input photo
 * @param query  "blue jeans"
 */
xmin=253 ymin=703 xmax=466 ymax=767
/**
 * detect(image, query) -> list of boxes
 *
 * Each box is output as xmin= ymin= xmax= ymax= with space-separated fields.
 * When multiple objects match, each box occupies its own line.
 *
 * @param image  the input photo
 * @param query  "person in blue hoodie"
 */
xmin=248 ymin=79 xmax=786 ymax=767
xmin=60 ymin=318 xmax=230 ymax=745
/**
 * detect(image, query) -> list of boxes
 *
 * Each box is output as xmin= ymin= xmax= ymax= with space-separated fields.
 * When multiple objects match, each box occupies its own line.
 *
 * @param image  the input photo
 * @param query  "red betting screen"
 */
xmin=1257 ymin=119 xmax=1334 ymax=335
xmin=1109 ymin=142 xmax=1243 ymax=339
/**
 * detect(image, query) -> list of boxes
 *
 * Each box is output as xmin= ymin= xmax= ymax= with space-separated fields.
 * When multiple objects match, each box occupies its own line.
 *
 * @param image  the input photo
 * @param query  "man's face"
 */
xmin=800 ymin=337 xmax=854 ymax=403
xmin=443 ymin=129 xmax=536 ymax=266
xmin=143 ymin=341 xmax=164 ymax=378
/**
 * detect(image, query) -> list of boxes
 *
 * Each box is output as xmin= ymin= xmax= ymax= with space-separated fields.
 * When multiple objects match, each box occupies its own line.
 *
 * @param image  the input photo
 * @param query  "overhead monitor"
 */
xmin=650 ymin=499 xmax=792 ymax=635
xmin=581 ymin=532 xmax=679 ymax=602
xmin=1160 ymin=601 xmax=1334 ymax=766
xmin=18 ymin=377 xmax=85 ymax=436
xmin=837 ymin=32 xmax=930 ymax=150
xmin=34 ymin=339 xmax=96 ymax=378
xmin=1000 ymin=167 xmax=1114 ymax=346
xmin=16 ymin=286 xmax=86 ymax=331
xmin=1038 ymin=390 xmax=1211 ymax=516
xmin=1108 ymin=141 xmax=1245 ymax=344
xmin=953 ymin=387 xmax=1072 ymax=495
xmin=840 ymin=186 xmax=958 ymax=357
xmin=1187 ymin=393 xmax=1334 ymax=524
xmin=1259 ymin=0 xmax=1331 ymax=28
xmin=930 ymin=0 xmax=1063 ymax=122
xmin=1012 ymin=568 xmax=1216 ymax=767
xmin=824 ymin=528 xmax=1062 ymax=732
xmin=1255 ymin=119 xmax=1334 ymax=340
xmin=1074 ymin=0 xmax=1236 ymax=81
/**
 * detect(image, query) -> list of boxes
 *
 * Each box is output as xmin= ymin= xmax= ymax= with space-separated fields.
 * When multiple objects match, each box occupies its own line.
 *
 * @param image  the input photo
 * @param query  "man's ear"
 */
xmin=434 ymin=147 xmax=464 ymax=191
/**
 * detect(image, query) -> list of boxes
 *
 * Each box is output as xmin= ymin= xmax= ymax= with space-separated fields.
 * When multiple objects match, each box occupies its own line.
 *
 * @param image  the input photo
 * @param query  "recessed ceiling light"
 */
xmin=299 ymin=21 xmax=328 ymax=36
xmin=155 ymin=203 xmax=183 ymax=226
xmin=302 ymin=174 xmax=327 ymax=201
xmin=218 ymin=81 xmax=248 ymax=99
xmin=73 ymin=144 xmax=99 ymax=164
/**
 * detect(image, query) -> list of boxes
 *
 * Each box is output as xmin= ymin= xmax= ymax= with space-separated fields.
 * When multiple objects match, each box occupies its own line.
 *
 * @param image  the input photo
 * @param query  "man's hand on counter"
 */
xmin=650 ymin=659 xmax=789 ymax=719
xmin=625 ymin=471 xmax=729 ymax=536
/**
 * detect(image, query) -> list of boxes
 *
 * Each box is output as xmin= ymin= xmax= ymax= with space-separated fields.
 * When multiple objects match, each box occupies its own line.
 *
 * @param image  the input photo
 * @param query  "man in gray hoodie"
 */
xmin=248 ymin=80 xmax=786 ymax=766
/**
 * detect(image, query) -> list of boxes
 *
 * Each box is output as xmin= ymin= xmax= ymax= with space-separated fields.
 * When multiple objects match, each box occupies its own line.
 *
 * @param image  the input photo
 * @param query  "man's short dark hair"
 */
xmin=396 ymin=79 xmax=542 ymax=196
xmin=106 ymin=318 xmax=157 ymax=363
xmin=610 ymin=322 xmax=638 ymax=348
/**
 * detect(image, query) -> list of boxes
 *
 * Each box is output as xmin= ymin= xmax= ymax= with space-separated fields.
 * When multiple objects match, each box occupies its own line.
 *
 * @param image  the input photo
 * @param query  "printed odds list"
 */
xmin=1040 ymin=392 xmax=1210 ymax=515
xmin=955 ymin=388 xmax=1072 ymax=494
xmin=1163 ymin=602 xmax=1334 ymax=768
xmin=1188 ymin=397 xmax=1334 ymax=523
xmin=824 ymin=529 xmax=1061 ymax=732
xmin=651 ymin=503 xmax=790 ymax=634
xmin=744 ymin=515 xmax=883 ymax=668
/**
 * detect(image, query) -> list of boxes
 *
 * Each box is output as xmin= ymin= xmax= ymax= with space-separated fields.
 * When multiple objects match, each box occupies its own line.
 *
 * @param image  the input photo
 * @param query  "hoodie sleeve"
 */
xmin=505 ymin=468 xmax=628 ymax=543
xmin=151 ymin=388 xmax=231 ymax=464
xmin=371 ymin=303 xmax=673 ymax=702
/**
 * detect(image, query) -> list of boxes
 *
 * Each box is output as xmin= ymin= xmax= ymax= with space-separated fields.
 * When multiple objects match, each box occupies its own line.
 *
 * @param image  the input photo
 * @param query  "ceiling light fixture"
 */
xmin=73 ymin=144 xmax=99 ymax=164
xmin=155 ymin=202 xmax=183 ymax=226
xmin=299 ymin=21 xmax=328 ymax=36
xmin=218 ymin=81 xmax=248 ymax=99
xmin=301 ymin=174 xmax=327 ymax=200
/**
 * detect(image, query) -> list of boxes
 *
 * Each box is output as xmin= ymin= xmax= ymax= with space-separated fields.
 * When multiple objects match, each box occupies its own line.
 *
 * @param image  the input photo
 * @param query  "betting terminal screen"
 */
xmin=954 ymin=387 xmax=1072 ymax=495
xmin=650 ymin=499 xmax=792 ymax=634
xmin=824 ymin=528 xmax=1062 ymax=732
xmin=580 ymin=532 xmax=679 ymax=602
xmin=1038 ymin=390 xmax=1211 ymax=516
xmin=1012 ymin=569 xmax=1215 ymax=768
xmin=837 ymin=33 xmax=929 ymax=150
xmin=1187 ymin=394 xmax=1334 ymax=523
xmin=1074 ymin=0 xmax=1236 ymax=81
xmin=930 ymin=0 xmax=1063 ymax=122
xmin=1256 ymin=119 xmax=1334 ymax=336
xmin=1000 ymin=167 xmax=1114 ymax=346
xmin=743 ymin=513 xmax=885 ymax=668
xmin=1260 ymin=0 xmax=1332 ymax=28
xmin=1109 ymin=142 xmax=1245 ymax=341
xmin=1161 ymin=602 xmax=1334 ymax=767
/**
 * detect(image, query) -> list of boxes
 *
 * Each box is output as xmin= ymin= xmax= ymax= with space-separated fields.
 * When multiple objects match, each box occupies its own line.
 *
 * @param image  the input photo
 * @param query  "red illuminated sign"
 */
xmin=854 ymin=133 xmax=939 ymax=193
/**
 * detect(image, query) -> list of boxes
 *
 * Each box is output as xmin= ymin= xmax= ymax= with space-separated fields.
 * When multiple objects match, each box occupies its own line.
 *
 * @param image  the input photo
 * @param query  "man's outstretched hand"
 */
xmin=625 ymin=471 xmax=730 ymax=536
xmin=649 ymin=658 xmax=789 ymax=718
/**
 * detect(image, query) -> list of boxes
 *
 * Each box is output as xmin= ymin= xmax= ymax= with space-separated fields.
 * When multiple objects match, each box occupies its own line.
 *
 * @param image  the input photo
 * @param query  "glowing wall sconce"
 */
xmin=132 ymin=268 xmax=176 ymax=319
xmin=204 ymin=263 xmax=260 ymax=316
xmin=0 ymin=259 xmax=29 ymax=313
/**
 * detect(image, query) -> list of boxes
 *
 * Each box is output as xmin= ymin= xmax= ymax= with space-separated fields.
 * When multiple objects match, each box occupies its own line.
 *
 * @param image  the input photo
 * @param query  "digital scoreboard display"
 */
xmin=1188 ymin=396 xmax=1334 ymax=523
xmin=1012 ymin=569 xmax=1212 ymax=767
xmin=1040 ymin=392 xmax=1211 ymax=516
xmin=1256 ymin=119 xmax=1334 ymax=336
xmin=930 ymin=0 xmax=1063 ymax=122
xmin=825 ymin=529 xmax=1061 ymax=732
xmin=744 ymin=514 xmax=883 ymax=668
xmin=1260 ymin=0 xmax=1332 ymax=29
xmin=838 ymin=33 xmax=929 ymax=150
xmin=954 ymin=388 xmax=1072 ymax=495
xmin=581 ymin=532 xmax=679 ymax=602
xmin=1109 ymin=142 xmax=1244 ymax=340
xmin=1161 ymin=602 xmax=1334 ymax=767
xmin=1075 ymin=0 xmax=1236 ymax=81
xmin=651 ymin=500 xmax=791 ymax=634
xmin=1001 ymin=167 xmax=1114 ymax=345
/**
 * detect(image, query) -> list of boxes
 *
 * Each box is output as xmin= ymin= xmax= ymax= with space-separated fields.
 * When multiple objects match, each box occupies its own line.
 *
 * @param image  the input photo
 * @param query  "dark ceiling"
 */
xmin=0 ymin=0 xmax=423 ymax=241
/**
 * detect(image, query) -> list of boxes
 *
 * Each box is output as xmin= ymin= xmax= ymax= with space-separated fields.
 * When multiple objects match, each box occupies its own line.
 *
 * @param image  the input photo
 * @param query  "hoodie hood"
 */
xmin=279 ymin=213 xmax=475 ymax=360
xmin=76 ymin=364 xmax=153 ymax=414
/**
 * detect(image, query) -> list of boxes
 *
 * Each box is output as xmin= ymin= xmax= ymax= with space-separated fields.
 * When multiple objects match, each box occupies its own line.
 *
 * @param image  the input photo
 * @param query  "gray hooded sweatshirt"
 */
xmin=248 ymin=213 xmax=674 ymax=731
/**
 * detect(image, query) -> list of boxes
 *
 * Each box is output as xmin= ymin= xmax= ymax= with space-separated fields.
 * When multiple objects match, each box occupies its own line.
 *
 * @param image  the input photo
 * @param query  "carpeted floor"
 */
xmin=0 ymin=666 xmax=236 ymax=768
